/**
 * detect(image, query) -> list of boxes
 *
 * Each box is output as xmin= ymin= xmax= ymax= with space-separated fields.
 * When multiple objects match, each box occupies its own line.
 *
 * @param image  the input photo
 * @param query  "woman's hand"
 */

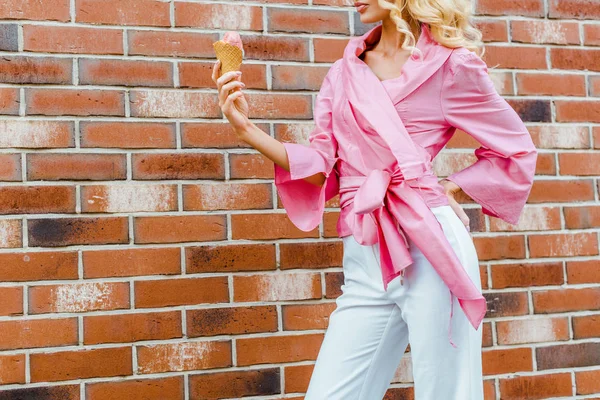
xmin=439 ymin=179 xmax=470 ymax=231
xmin=212 ymin=61 xmax=250 ymax=137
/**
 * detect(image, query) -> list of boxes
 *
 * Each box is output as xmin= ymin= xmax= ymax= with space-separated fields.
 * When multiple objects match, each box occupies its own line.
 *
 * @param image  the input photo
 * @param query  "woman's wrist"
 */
xmin=439 ymin=178 xmax=461 ymax=196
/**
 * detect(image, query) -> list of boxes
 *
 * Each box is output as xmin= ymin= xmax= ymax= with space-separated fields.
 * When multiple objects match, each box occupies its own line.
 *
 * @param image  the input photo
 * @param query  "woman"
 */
xmin=212 ymin=0 xmax=537 ymax=398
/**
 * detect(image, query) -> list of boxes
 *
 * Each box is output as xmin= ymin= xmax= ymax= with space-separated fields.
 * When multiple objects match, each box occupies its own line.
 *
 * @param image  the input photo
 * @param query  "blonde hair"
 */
xmin=375 ymin=0 xmax=485 ymax=59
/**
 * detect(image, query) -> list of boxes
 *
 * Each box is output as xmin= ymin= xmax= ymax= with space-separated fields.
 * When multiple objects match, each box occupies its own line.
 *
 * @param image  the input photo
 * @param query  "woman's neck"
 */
xmin=374 ymin=17 xmax=420 ymax=57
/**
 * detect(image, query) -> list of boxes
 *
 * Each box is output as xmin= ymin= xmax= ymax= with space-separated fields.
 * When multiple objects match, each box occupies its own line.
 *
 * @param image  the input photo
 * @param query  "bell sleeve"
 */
xmin=273 ymin=63 xmax=341 ymax=232
xmin=441 ymin=52 xmax=538 ymax=225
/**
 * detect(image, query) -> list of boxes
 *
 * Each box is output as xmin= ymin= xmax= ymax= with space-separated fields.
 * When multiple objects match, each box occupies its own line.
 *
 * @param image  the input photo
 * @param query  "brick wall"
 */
xmin=0 ymin=0 xmax=598 ymax=399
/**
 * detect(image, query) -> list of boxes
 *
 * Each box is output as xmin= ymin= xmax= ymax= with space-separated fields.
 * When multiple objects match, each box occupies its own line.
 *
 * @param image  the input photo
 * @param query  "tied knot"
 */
xmin=352 ymin=168 xmax=407 ymax=215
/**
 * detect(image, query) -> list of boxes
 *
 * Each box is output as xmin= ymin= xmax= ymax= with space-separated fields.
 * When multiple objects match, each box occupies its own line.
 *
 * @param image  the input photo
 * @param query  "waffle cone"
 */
xmin=213 ymin=40 xmax=243 ymax=76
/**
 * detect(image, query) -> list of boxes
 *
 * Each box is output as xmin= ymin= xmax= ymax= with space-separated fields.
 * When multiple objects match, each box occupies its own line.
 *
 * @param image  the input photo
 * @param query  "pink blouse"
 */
xmin=273 ymin=23 xmax=538 ymax=344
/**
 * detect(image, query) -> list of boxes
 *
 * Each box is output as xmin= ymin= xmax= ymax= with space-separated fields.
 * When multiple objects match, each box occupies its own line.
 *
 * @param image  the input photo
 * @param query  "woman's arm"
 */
xmin=440 ymin=50 xmax=538 ymax=225
xmin=238 ymin=122 xmax=326 ymax=188
xmin=212 ymin=61 xmax=326 ymax=188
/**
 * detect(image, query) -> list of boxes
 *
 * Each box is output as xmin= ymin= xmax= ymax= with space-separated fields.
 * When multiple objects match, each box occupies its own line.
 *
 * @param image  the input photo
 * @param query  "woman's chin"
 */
xmin=357 ymin=12 xmax=383 ymax=25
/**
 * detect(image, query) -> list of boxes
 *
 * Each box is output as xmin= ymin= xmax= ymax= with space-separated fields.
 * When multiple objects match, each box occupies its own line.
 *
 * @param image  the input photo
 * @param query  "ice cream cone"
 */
xmin=213 ymin=40 xmax=243 ymax=77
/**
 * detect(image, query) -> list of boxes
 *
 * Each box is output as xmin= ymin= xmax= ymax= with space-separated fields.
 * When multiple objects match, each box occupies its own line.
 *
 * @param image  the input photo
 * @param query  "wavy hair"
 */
xmin=373 ymin=0 xmax=485 ymax=59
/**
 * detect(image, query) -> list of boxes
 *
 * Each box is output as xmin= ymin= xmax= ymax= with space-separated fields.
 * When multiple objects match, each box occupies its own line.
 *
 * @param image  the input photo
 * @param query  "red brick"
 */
xmin=490 ymin=206 xmax=561 ymax=231
xmin=30 ymin=347 xmax=132 ymax=382
xmin=79 ymin=58 xmax=173 ymax=87
xmin=23 ymin=25 xmax=123 ymax=54
xmin=0 ymin=120 xmax=74 ymax=148
xmin=573 ymin=315 xmax=600 ymax=339
xmin=556 ymin=100 xmax=600 ymax=123
xmin=86 ymin=377 xmax=184 ymax=400
xmin=134 ymin=277 xmax=229 ymax=308
xmin=175 ymin=2 xmax=262 ymax=30
xmin=0 ymin=186 xmax=75 ymax=214
xmin=179 ymin=61 xmax=267 ymax=90
xmin=0 ymin=318 xmax=77 ymax=350
xmin=279 ymin=241 xmax=343 ymax=270
xmin=132 ymin=153 xmax=225 ymax=180
xmin=83 ymin=247 xmax=181 ymax=278
xmin=84 ymin=311 xmax=182 ymax=344
xmin=272 ymin=65 xmax=330 ymax=91
xmin=234 ymin=272 xmax=322 ymax=302
xmin=0 ymin=287 xmax=23 ymax=316
xmin=0 ymin=354 xmax=25 ymax=385
xmin=134 ymin=215 xmax=226 ymax=244
xmin=81 ymin=184 xmax=177 ymax=213
xmin=313 ymin=38 xmax=349 ymax=62
xmin=29 ymin=282 xmax=130 ymax=314
xmin=528 ymin=125 xmax=590 ymax=149
xmin=592 ymin=75 xmax=600 ymax=96
xmin=533 ymin=288 xmax=600 ymax=313
xmin=576 ymin=369 xmax=600 ymax=395
xmin=186 ymin=243 xmax=275 ymax=273
xmin=28 ymin=217 xmax=129 ymax=247
xmin=549 ymin=0 xmax=600 ymax=19
xmin=482 ymin=347 xmax=533 ymax=375
xmin=229 ymin=153 xmax=274 ymax=179
xmin=511 ymin=20 xmax=580 ymax=44
xmin=537 ymin=342 xmax=600 ymax=370
xmin=491 ymin=262 xmax=564 ymax=288
xmin=0 ymin=87 xmax=19 ymax=115
xmin=567 ymin=260 xmax=600 ymax=284
xmin=584 ymin=23 xmax=600 ymax=45
xmin=476 ymin=19 xmax=508 ymax=42
xmin=187 ymin=306 xmax=278 ymax=337
xmin=325 ymin=271 xmax=344 ymax=299
xmin=129 ymin=90 xmax=220 ymax=118
xmin=475 ymin=0 xmax=544 ymax=16
xmin=128 ymin=30 xmax=219 ymax=58
xmin=183 ymin=183 xmax=272 ymax=211
xmin=137 ymin=341 xmax=231 ymax=374
xmin=496 ymin=317 xmax=569 ymax=344
xmin=232 ymin=213 xmax=319 ymax=240
xmin=181 ymin=122 xmax=264 ymax=149
xmin=474 ymin=235 xmax=526 ymax=260
xmin=76 ymin=0 xmax=170 ymax=26
xmin=80 ymin=121 xmax=176 ymax=148
xmin=246 ymin=93 xmax=312 ymax=119
xmin=499 ymin=373 xmax=572 ymax=399
xmin=565 ymin=206 xmax=600 ymax=228
xmin=0 ymin=251 xmax=77 ymax=281
xmin=26 ymin=88 xmax=124 ymax=116
xmin=528 ymin=179 xmax=595 ymax=202
xmin=282 ymin=303 xmax=337 ymax=330
xmin=0 ymin=0 xmax=69 ymax=21
xmin=484 ymin=291 xmax=529 ymax=318
xmin=482 ymin=45 xmax=547 ymax=69
xmin=189 ymin=368 xmax=280 ymax=399
xmin=0 ymin=386 xmax=80 ymax=399
xmin=0 ymin=154 xmax=22 ymax=181
xmin=529 ymin=232 xmax=598 ymax=258
xmin=0 ymin=56 xmax=72 ymax=84
xmin=516 ymin=73 xmax=585 ymax=96
xmin=27 ymin=153 xmax=126 ymax=181
xmin=284 ymin=364 xmax=313 ymax=393
xmin=551 ymin=48 xmax=600 ymax=71
xmin=236 ymin=333 xmax=323 ymax=366
xmin=268 ymin=8 xmax=349 ymax=34
xmin=243 ymin=35 xmax=310 ymax=62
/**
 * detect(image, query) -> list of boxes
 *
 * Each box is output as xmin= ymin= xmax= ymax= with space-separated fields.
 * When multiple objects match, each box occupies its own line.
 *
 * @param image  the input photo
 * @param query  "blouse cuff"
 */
xmin=274 ymin=142 xmax=339 ymax=232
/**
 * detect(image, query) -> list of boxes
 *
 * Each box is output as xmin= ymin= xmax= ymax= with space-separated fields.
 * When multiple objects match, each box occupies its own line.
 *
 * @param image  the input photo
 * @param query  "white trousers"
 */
xmin=305 ymin=205 xmax=484 ymax=400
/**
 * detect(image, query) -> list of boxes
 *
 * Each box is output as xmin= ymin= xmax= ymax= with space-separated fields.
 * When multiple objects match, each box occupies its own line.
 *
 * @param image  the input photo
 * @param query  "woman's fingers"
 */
xmin=216 ymin=70 xmax=241 ymax=91
xmin=222 ymin=90 xmax=244 ymax=113
xmin=211 ymin=61 xmax=221 ymax=84
xmin=218 ymin=80 xmax=245 ymax=105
